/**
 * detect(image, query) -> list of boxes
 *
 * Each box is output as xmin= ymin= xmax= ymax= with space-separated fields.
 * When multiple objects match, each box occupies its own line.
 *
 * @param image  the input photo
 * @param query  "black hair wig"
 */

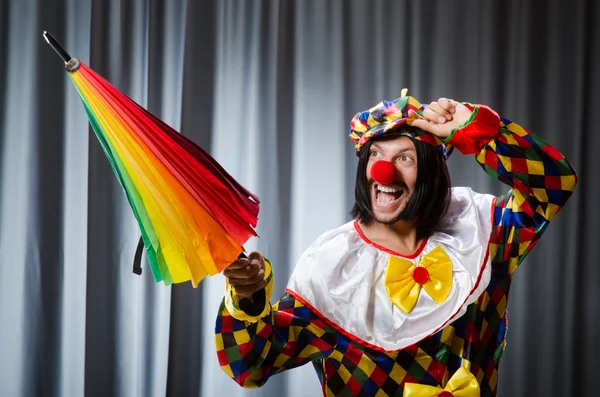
xmin=350 ymin=128 xmax=451 ymax=239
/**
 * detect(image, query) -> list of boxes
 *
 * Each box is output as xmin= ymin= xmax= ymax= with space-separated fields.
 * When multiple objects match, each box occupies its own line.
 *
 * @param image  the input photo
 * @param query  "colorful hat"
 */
xmin=348 ymin=90 xmax=452 ymax=158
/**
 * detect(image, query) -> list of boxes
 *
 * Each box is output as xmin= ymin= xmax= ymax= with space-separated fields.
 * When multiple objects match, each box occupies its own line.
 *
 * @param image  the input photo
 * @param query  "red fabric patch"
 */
xmin=485 ymin=149 xmax=498 ymax=169
xmin=545 ymin=175 xmax=563 ymax=190
xmin=283 ymin=341 xmax=297 ymax=355
xmin=257 ymin=323 xmax=273 ymax=338
xmin=275 ymin=310 xmax=294 ymax=327
xmin=426 ymin=360 xmax=447 ymax=384
xmin=541 ymin=143 xmax=563 ymax=160
xmin=501 ymin=242 xmax=511 ymax=261
xmin=237 ymin=370 xmax=251 ymax=384
xmin=404 ymin=344 xmax=419 ymax=357
xmin=370 ymin=366 xmax=389 ymax=386
xmin=406 ymin=103 xmax=420 ymax=113
xmin=491 ymin=285 xmax=505 ymax=304
xmin=519 ymin=227 xmax=535 ymax=242
xmin=449 ymin=105 xmax=501 ymax=155
xmin=516 ymin=195 xmax=534 ymax=217
xmin=345 ymin=343 xmax=363 ymax=365
xmin=237 ymin=342 xmax=254 ymax=357
xmin=216 ymin=349 xmax=229 ymax=365
xmin=220 ymin=314 xmax=234 ymax=333
xmin=416 ymin=133 xmax=440 ymax=147
xmin=401 ymin=373 xmax=417 ymax=386
xmin=510 ymin=132 xmax=533 ymax=149
xmin=481 ymin=326 xmax=492 ymax=347
xmin=325 ymin=361 xmax=337 ymax=380
xmin=491 ymin=227 xmax=503 ymax=245
xmin=346 ymin=377 xmax=363 ymax=394
xmin=509 ymin=157 xmax=528 ymax=174
xmin=447 ymin=130 xmax=479 ymax=155
xmin=313 ymin=318 xmax=326 ymax=330
xmin=464 ymin=321 xmax=476 ymax=342
xmin=512 ymin=179 xmax=532 ymax=197
xmin=311 ymin=337 xmax=334 ymax=352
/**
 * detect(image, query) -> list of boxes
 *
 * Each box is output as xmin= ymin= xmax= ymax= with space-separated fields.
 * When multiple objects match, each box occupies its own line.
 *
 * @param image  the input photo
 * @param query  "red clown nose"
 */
xmin=371 ymin=160 xmax=397 ymax=185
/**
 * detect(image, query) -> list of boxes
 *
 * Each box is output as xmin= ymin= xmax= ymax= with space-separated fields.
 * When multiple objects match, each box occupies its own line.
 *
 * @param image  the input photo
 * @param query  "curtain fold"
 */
xmin=0 ymin=1 xmax=597 ymax=396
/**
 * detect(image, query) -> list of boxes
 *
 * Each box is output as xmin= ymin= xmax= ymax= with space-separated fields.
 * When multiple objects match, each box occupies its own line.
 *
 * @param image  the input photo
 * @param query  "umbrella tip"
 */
xmin=42 ymin=31 xmax=80 ymax=72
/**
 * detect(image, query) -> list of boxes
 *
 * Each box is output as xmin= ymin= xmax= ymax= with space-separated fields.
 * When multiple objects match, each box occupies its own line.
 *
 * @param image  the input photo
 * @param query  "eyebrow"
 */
xmin=370 ymin=144 xmax=416 ymax=154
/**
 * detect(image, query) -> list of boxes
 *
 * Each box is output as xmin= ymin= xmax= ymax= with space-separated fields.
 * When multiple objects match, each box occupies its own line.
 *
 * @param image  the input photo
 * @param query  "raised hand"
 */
xmin=223 ymin=252 xmax=267 ymax=298
xmin=408 ymin=98 xmax=472 ymax=139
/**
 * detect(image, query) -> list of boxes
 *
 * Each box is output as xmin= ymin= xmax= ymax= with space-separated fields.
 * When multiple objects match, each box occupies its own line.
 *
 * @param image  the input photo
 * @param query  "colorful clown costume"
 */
xmin=215 ymin=104 xmax=577 ymax=396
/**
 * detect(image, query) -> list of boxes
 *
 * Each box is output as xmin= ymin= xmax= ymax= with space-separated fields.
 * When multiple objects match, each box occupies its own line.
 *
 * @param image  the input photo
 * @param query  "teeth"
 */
xmin=377 ymin=185 xmax=399 ymax=193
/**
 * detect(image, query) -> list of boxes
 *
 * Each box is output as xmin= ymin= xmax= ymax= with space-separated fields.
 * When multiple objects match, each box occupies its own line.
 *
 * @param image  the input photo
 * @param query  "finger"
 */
xmin=224 ymin=266 xmax=260 ymax=279
xmin=428 ymin=102 xmax=451 ymax=122
xmin=438 ymin=98 xmax=456 ymax=116
xmin=228 ymin=269 xmax=266 ymax=286
xmin=412 ymin=118 xmax=447 ymax=136
xmin=226 ymin=258 xmax=250 ymax=270
xmin=408 ymin=109 xmax=424 ymax=119
xmin=224 ymin=263 xmax=261 ymax=278
xmin=247 ymin=251 xmax=264 ymax=269
xmin=409 ymin=118 xmax=434 ymax=133
xmin=232 ymin=279 xmax=267 ymax=296
xmin=423 ymin=108 xmax=447 ymax=124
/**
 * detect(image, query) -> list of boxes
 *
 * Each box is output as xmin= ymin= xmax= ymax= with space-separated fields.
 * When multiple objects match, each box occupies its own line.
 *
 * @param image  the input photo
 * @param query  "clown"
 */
xmin=215 ymin=94 xmax=577 ymax=396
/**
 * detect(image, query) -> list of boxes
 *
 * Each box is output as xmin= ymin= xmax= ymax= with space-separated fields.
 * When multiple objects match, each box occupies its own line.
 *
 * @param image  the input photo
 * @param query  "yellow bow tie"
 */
xmin=403 ymin=367 xmax=480 ymax=397
xmin=385 ymin=246 xmax=453 ymax=313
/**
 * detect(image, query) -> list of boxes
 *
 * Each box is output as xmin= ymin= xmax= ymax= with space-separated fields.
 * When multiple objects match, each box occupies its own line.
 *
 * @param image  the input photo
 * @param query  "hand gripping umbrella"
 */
xmin=43 ymin=32 xmax=263 ymax=311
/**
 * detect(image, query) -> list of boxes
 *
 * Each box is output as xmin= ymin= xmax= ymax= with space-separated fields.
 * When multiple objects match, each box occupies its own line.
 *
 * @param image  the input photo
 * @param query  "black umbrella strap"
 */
xmin=133 ymin=236 xmax=144 ymax=275
xmin=239 ymin=289 xmax=266 ymax=317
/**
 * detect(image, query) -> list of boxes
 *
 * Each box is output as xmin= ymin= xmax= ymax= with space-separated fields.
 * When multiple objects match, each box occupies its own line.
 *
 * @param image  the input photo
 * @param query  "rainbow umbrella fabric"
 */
xmin=43 ymin=32 xmax=259 ymax=287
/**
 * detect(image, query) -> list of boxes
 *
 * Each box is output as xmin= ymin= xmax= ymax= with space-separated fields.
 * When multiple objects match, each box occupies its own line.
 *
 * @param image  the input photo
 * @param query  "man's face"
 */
xmin=366 ymin=136 xmax=418 ymax=224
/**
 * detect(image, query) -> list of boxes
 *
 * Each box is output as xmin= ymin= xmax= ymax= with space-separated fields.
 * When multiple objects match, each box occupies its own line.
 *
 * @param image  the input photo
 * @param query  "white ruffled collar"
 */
xmin=287 ymin=187 xmax=496 ymax=351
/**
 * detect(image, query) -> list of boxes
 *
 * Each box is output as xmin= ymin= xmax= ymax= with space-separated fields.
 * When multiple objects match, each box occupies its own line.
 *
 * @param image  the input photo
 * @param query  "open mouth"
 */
xmin=375 ymin=184 xmax=404 ymax=207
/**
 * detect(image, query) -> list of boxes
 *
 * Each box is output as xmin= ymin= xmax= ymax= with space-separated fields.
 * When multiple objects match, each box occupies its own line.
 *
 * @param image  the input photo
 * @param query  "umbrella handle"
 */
xmin=133 ymin=237 xmax=144 ymax=275
xmin=237 ymin=252 xmax=267 ymax=317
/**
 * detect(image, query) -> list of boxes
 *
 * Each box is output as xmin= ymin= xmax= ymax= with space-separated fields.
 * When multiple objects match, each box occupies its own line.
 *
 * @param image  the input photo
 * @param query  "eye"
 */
xmin=397 ymin=154 xmax=415 ymax=164
xmin=370 ymin=150 xmax=381 ymax=158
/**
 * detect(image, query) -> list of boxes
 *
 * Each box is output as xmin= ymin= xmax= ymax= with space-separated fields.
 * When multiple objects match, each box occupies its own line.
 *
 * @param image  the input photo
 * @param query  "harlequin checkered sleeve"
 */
xmin=447 ymin=104 xmax=577 ymax=276
xmin=215 ymin=290 xmax=337 ymax=388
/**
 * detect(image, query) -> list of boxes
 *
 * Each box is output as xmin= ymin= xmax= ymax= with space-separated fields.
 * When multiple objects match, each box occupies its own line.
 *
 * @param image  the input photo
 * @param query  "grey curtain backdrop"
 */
xmin=0 ymin=0 xmax=597 ymax=396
